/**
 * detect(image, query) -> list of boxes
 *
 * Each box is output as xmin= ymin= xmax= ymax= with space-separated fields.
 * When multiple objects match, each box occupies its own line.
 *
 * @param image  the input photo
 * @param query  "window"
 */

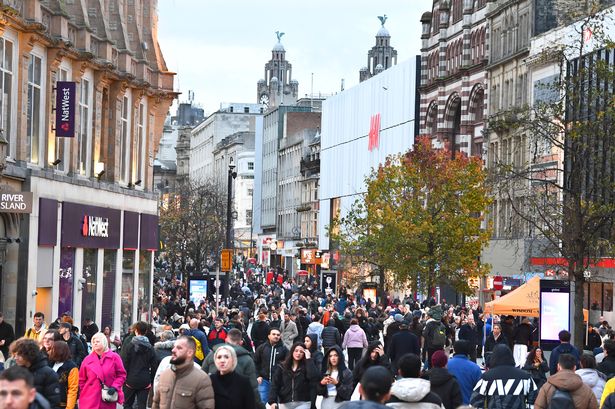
xmin=248 ymin=188 xmax=253 ymax=196
xmin=246 ymin=209 xmax=253 ymax=225
xmin=133 ymin=102 xmax=145 ymax=185
xmin=77 ymin=78 xmax=91 ymax=175
xmin=27 ymin=54 xmax=43 ymax=164
xmin=248 ymin=161 xmax=254 ymax=170
xmin=0 ymin=37 xmax=14 ymax=158
xmin=54 ymin=69 xmax=69 ymax=172
xmin=120 ymin=94 xmax=130 ymax=183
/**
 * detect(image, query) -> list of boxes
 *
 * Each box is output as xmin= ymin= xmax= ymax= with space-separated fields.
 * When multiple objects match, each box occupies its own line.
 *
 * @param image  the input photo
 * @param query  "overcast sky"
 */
xmin=157 ymin=0 xmax=433 ymax=115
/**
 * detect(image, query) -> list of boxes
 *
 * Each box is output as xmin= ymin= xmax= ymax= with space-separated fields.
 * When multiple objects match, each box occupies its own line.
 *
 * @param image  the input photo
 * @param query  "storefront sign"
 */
xmin=62 ymin=202 xmax=120 ymax=249
xmin=55 ymin=81 xmax=76 ymax=137
xmin=0 ymin=191 xmax=32 ymax=213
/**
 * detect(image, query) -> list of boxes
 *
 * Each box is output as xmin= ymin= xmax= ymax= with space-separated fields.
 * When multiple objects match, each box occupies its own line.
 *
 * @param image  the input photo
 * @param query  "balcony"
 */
xmin=300 ymin=154 xmax=320 ymax=177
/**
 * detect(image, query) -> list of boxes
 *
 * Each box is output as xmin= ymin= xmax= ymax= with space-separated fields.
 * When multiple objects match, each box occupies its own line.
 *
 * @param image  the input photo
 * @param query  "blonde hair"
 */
xmin=91 ymin=332 xmax=109 ymax=352
xmin=214 ymin=345 xmax=237 ymax=372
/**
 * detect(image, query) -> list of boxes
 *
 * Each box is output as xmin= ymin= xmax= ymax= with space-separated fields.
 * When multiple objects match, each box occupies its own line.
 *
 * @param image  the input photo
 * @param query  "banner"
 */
xmin=55 ymin=81 xmax=76 ymax=137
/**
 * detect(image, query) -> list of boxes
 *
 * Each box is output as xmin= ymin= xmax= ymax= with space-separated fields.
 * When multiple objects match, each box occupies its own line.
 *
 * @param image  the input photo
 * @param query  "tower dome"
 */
xmin=273 ymin=42 xmax=285 ymax=52
xmin=377 ymin=26 xmax=390 ymax=37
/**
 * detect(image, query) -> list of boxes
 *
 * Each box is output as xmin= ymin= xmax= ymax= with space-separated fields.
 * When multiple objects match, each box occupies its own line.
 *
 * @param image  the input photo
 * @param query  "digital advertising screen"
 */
xmin=189 ymin=279 xmax=208 ymax=304
xmin=540 ymin=279 xmax=570 ymax=350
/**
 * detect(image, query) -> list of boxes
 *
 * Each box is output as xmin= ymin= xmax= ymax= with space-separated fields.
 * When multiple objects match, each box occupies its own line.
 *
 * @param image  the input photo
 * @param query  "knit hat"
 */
xmin=427 ymin=304 xmax=443 ymax=321
xmin=431 ymin=350 xmax=448 ymax=368
xmin=394 ymin=314 xmax=404 ymax=323
xmin=412 ymin=310 xmax=422 ymax=318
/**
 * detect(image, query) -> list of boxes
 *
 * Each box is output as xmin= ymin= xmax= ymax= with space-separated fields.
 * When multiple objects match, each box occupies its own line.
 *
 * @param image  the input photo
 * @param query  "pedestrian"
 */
xmin=307 ymin=313 xmax=325 ymax=348
xmin=549 ymin=330 xmax=581 ymax=375
xmin=322 ymin=319 xmax=342 ymax=350
xmin=152 ymin=335 xmax=215 ymax=409
xmin=342 ymin=366 xmax=393 ymax=409
xmin=79 ymin=332 xmax=126 ymax=409
xmin=512 ymin=318 xmax=533 ymax=368
xmin=49 ymin=341 xmax=78 ymax=409
xmin=343 ymin=319 xmax=368 ymax=371
xmin=122 ymin=321 xmax=159 ymax=409
xmin=305 ymin=334 xmax=324 ymax=373
xmin=575 ymin=353 xmax=606 ymax=404
xmin=457 ymin=315 xmax=479 ymax=362
xmin=317 ymin=345 xmax=353 ymax=409
xmin=388 ymin=322 xmax=420 ymax=375
xmin=0 ymin=311 xmax=15 ymax=361
xmin=422 ymin=350 xmax=463 ymax=409
xmin=207 ymin=317 xmax=228 ymax=348
xmin=210 ymin=344 xmax=255 ymax=409
xmin=254 ymin=327 xmax=289 ymax=404
xmin=11 ymin=338 xmax=61 ymax=409
xmin=281 ymin=312 xmax=299 ymax=350
xmin=269 ymin=342 xmax=319 ymax=409
xmin=182 ymin=318 xmax=210 ymax=365
xmin=153 ymin=330 xmax=176 ymax=361
xmin=470 ymin=344 xmax=537 ymax=409
xmin=25 ymin=312 xmax=47 ymax=344
xmin=522 ymin=347 xmax=549 ymax=389
xmin=81 ymin=318 xmax=99 ymax=342
xmin=422 ymin=304 xmax=446 ymax=369
xmin=251 ymin=313 xmax=271 ymax=350
xmin=484 ymin=322 xmax=508 ymax=367
xmin=598 ymin=339 xmax=615 ymax=379
xmin=446 ymin=340 xmax=483 ymax=405
xmin=386 ymin=353 xmax=444 ymax=409
xmin=0 ymin=365 xmax=52 ymax=409
xmin=58 ymin=323 xmax=86 ymax=367
xmin=534 ymin=353 xmax=597 ymax=409
xmin=353 ymin=342 xmax=392 ymax=389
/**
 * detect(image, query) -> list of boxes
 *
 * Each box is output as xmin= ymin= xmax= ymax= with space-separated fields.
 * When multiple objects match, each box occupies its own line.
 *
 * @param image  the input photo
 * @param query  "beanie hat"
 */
xmin=394 ymin=314 xmax=404 ymax=323
xmin=427 ymin=304 xmax=443 ymax=321
xmin=412 ymin=310 xmax=422 ymax=318
xmin=431 ymin=350 xmax=448 ymax=368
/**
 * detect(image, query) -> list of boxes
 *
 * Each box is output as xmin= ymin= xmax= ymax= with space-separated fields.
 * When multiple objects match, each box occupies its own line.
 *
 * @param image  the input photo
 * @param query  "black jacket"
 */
xmin=321 ymin=325 xmax=342 ymax=348
xmin=122 ymin=335 xmax=159 ymax=389
xmin=251 ymin=320 xmax=270 ymax=350
xmin=269 ymin=358 xmax=319 ymax=404
xmin=352 ymin=344 xmax=392 ymax=387
xmin=54 ymin=360 xmax=77 ymax=408
xmin=0 ymin=320 xmax=14 ymax=358
xmin=458 ymin=323 xmax=479 ymax=347
xmin=484 ymin=333 xmax=509 ymax=354
xmin=424 ymin=367 xmax=463 ymax=409
xmin=317 ymin=346 xmax=353 ymax=402
xmin=210 ymin=371 xmax=255 ymax=409
xmin=598 ymin=356 xmax=615 ymax=379
xmin=513 ymin=323 xmax=533 ymax=346
xmin=522 ymin=359 xmax=549 ymax=389
xmin=28 ymin=353 xmax=61 ymax=409
xmin=254 ymin=340 xmax=289 ymax=381
xmin=63 ymin=333 xmax=86 ymax=367
xmin=388 ymin=330 xmax=421 ymax=368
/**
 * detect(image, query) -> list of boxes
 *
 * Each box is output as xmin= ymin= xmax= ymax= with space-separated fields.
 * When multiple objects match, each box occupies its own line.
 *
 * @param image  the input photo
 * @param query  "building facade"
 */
xmin=256 ymin=35 xmax=299 ymax=109
xmin=359 ymin=17 xmax=398 ymax=82
xmin=0 ymin=0 xmax=175 ymax=334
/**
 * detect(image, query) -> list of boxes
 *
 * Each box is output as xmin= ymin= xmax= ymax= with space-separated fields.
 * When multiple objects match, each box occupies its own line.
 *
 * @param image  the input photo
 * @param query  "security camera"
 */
xmin=32 ymin=290 xmax=38 ymax=296
xmin=77 ymin=278 xmax=86 ymax=284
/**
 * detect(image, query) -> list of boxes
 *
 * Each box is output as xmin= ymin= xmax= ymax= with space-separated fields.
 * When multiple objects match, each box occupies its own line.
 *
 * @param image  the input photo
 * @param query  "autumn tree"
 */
xmin=489 ymin=2 xmax=615 ymax=347
xmin=331 ymin=137 xmax=492 ymax=295
xmin=159 ymin=180 xmax=226 ymax=275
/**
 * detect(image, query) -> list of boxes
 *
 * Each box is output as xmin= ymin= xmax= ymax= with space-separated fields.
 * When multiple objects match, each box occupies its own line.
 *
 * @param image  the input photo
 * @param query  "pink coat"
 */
xmin=78 ymin=350 xmax=127 ymax=409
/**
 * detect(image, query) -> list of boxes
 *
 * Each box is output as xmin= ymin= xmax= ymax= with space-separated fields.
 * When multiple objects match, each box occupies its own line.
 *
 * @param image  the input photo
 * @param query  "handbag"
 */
xmin=101 ymin=382 xmax=118 ymax=403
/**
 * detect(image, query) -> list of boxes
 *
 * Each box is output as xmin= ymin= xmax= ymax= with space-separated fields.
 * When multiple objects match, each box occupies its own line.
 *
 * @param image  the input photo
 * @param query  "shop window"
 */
xmin=81 ymin=249 xmax=97 ymax=325
xmin=121 ymin=250 xmax=135 ymax=334
xmin=584 ymin=282 xmax=614 ymax=312
xmin=138 ymin=250 xmax=151 ymax=321
xmin=58 ymin=248 xmax=75 ymax=317
xmin=101 ymin=250 xmax=116 ymax=329
xmin=77 ymin=78 xmax=91 ymax=176
xmin=0 ymin=37 xmax=14 ymax=158
xmin=27 ymin=54 xmax=43 ymax=164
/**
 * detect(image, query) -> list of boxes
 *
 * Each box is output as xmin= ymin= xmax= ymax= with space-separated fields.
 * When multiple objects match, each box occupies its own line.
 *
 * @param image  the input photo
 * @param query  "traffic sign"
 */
xmin=221 ymin=249 xmax=232 ymax=272
xmin=493 ymin=276 xmax=503 ymax=291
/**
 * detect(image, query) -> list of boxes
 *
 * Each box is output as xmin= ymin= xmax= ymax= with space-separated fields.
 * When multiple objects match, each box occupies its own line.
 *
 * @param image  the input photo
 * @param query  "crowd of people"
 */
xmin=2 ymin=270 xmax=615 ymax=409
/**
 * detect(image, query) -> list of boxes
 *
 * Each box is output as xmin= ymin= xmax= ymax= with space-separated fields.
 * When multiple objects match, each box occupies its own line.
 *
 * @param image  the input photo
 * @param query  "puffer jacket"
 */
xmin=254 ymin=340 xmax=289 ymax=381
xmin=386 ymin=377 xmax=443 ymax=409
xmin=321 ymin=325 xmax=342 ymax=348
xmin=342 ymin=325 xmax=368 ymax=349
xmin=152 ymin=362 xmax=214 ymax=409
xmin=317 ymin=345 xmax=353 ymax=402
xmin=470 ymin=344 xmax=537 ymax=409
xmin=28 ymin=353 xmax=61 ymax=409
xmin=154 ymin=340 xmax=175 ymax=360
xmin=575 ymin=368 xmax=606 ymax=403
xmin=534 ymin=369 xmax=598 ymax=409
xmin=122 ymin=335 xmax=159 ymax=389
xmin=424 ymin=367 xmax=462 ymax=409
xmin=269 ymin=357 xmax=319 ymax=404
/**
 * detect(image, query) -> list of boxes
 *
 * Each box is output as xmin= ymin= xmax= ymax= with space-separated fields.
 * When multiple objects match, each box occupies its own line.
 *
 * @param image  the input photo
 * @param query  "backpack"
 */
xmin=548 ymin=388 xmax=575 ymax=409
xmin=430 ymin=322 xmax=447 ymax=348
xmin=191 ymin=336 xmax=204 ymax=361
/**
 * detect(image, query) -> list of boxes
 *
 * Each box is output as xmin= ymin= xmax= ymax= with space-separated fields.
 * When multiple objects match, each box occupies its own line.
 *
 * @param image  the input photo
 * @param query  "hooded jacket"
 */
xmin=470 ymin=344 xmax=537 ymax=409
xmin=423 ymin=367 xmax=462 ymax=409
xmin=154 ymin=339 xmax=175 ymax=361
xmin=386 ymin=377 xmax=443 ymax=409
xmin=317 ymin=345 xmax=353 ymax=402
xmin=269 ymin=355 xmax=319 ymax=404
xmin=122 ymin=335 xmax=160 ymax=389
xmin=534 ymin=369 xmax=598 ymax=409
xmin=447 ymin=353 xmax=481 ymax=404
xmin=353 ymin=343 xmax=392 ymax=388
xmin=549 ymin=342 xmax=581 ymax=375
xmin=575 ymin=368 xmax=606 ymax=402
xmin=307 ymin=321 xmax=325 ymax=348
xmin=343 ymin=325 xmax=368 ymax=349
xmin=306 ymin=333 xmax=324 ymax=373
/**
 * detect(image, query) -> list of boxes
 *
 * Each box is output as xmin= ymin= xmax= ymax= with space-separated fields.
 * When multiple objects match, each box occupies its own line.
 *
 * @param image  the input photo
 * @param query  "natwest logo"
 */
xmin=82 ymin=215 xmax=110 ymax=238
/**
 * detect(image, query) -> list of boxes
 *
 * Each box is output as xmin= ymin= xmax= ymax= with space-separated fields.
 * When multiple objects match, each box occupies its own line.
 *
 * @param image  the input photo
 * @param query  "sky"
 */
xmin=157 ymin=0 xmax=433 ymax=115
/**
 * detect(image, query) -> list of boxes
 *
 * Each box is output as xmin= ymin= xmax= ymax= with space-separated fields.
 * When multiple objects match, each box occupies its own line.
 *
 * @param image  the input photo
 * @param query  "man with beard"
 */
xmin=152 ymin=336 xmax=214 ymax=409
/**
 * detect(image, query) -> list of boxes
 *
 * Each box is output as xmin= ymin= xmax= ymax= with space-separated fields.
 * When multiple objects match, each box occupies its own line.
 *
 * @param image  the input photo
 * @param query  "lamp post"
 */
xmin=225 ymin=159 xmax=237 ymax=249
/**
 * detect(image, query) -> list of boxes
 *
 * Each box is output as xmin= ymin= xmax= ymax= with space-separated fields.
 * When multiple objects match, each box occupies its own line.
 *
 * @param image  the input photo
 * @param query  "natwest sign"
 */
xmin=82 ymin=215 xmax=109 ymax=238
xmin=62 ymin=202 xmax=120 ymax=249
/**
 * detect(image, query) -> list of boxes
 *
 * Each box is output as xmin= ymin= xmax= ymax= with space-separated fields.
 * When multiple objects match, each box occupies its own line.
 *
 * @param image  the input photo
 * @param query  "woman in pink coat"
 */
xmin=78 ymin=332 xmax=127 ymax=408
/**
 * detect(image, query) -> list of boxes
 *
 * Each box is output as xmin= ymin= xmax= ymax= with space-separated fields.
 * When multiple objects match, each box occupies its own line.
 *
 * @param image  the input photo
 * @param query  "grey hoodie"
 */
xmin=387 ymin=378 xmax=443 ymax=409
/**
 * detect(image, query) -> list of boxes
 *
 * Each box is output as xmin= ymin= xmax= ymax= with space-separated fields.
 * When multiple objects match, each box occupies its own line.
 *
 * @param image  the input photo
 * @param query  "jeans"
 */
xmin=123 ymin=385 xmax=149 ymax=409
xmin=258 ymin=379 xmax=270 ymax=404
xmin=347 ymin=348 xmax=363 ymax=370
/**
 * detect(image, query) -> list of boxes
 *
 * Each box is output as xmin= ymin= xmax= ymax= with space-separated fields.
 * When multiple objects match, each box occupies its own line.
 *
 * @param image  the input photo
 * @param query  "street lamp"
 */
xmin=226 ymin=158 xmax=237 ymax=249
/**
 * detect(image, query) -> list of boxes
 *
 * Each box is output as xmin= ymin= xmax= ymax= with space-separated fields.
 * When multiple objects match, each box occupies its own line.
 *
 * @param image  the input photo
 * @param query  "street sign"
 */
xmin=493 ymin=276 xmax=503 ymax=291
xmin=221 ymin=249 xmax=232 ymax=272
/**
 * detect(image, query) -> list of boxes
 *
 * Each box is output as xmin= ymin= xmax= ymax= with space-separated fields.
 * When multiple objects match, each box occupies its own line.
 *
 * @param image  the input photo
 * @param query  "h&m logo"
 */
xmin=368 ymin=113 xmax=381 ymax=151
xmin=82 ymin=215 xmax=109 ymax=238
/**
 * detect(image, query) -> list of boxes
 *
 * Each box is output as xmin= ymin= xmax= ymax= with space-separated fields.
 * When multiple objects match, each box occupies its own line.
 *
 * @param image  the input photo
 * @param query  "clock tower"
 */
xmin=257 ymin=32 xmax=299 ymax=109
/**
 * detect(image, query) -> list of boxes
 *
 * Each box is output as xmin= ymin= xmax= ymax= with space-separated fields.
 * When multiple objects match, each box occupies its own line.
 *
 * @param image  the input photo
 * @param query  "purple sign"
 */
xmin=61 ymin=202 xmax=121 ymax=249
xmin=55 ymin=81 xmax=76 ymax=137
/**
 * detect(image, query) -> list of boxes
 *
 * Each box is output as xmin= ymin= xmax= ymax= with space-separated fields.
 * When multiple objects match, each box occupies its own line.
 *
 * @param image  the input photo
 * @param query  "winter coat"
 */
xmin=423 ymin=367 xmax=462 ymax=409
xmin=269 ymin=358 xmax=319 ymax=404
xmin=522 ymin=359 xmax=549 ymax=389
xmin=63 ymin=333 xmax=86 ymax=367
xmin=254 ymin=340 xmax=289 ymax=381
xmin=343 ymin=325 xmax=368 ymax=349
xmin=78 ymin=350 xmax=127 ymax=409
xmin=154 ymin=340 xmax=175 ymax=361
xmin=307 ymin=322 xmax=325 ymax=347
xmin=317 ymin=345 xmax=354 ymax=402
xmin=281 ymin=319 xmax=299 ymax=349
xmin=53 ymin=360 xmax=78 ymax=409
xmin=598 ymin=356 xmax=615 ymax=379
xmin=0 ymin=319 xmax=15 ymax=359
xmin=458 ymin=323 xmax=479 ymax=347
xmin=470 ymin=344 xmax=537 ymax=409
xmin=513 ymin=323 xmax=533 ymax=346
xmin=28 ymin=353 xmax=61 ymax=409
xmin=306 ymin=333 xmax=324 ymax=373
xmin=202 ymin=343 xmax=261 ymax=406
xmin=603 ymin=392 xmax=615 ymax=409
xmin=575 ymin=368 xmax=606 ymax=403
xmin=182 ymin=328 xmax=209 ymax=363
xmin=386 ymin=377 xmax=443 ymax=409
xmin=534 ymin=369 xmax=598 ymax=409
xmin=447 ymin=353 xmax=482 ymax=404
xmin=210 ymin=371 xmax=255 ymax=409
xmin=251 ymin=320 xmax=271 ymax=350
xmin=549 ymin=342 xmax=581 ymax=375
xmin=321 ymin=325 xmax=342 ymax=348
xmin=353 ymin=344 xmax=392 ymax=388
xmin=207 ymin=327 xmax=228 ymax=347
xmin=388 ymin=331 xmax=421 ymax=371
xmin=152 ymin=361 xmax=215 ymax=409
xmin=484 ymin=334 xmax=509 ymax=355
xmin=122 ymin=335 xmax=159 ymax=389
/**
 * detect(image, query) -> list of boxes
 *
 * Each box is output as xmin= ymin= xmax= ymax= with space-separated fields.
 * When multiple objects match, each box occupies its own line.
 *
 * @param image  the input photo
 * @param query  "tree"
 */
xmin=159 ymin=180 xmax=226 ymax=276
xmin=489 ymin=2 xmax=615 ymax=347
xmin=331 ymin=137 xmax=492 ymax=295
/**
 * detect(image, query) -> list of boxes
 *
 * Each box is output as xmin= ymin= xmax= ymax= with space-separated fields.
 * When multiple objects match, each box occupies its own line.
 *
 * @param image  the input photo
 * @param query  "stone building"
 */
xmin=359 ymin=16 xmax=398 ymax=82
xmin=419 ymin=0 xmax=488 ymax=158
xmin=0 ymin=0 xmax=175 ymax=334
xmin=256 ymin=34 xmax=299 ymax=109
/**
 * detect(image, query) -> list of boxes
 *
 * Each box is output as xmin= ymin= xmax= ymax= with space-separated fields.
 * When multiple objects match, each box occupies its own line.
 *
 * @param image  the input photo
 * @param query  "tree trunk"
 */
xmin=572 ymin=269 xmax=586 ymax=349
